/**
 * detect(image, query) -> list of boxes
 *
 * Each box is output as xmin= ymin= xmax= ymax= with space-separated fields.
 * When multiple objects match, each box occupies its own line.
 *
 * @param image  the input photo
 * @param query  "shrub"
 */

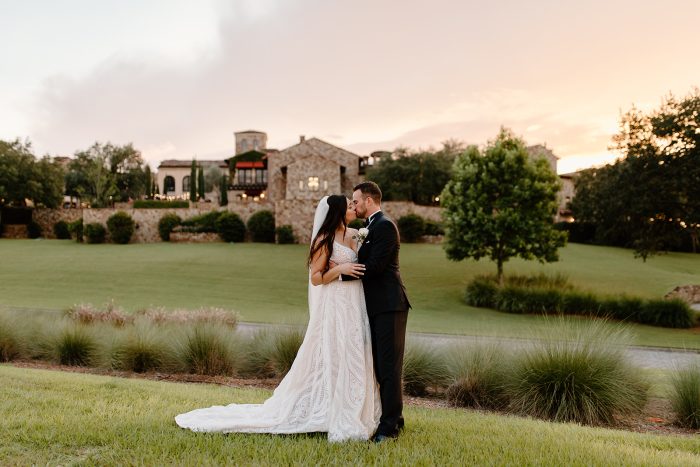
xmin=181 ymin=211 xmax=222 ymax=233
xmin=53 ymin=220 xmax=71 ymax=239
xmin=561 ymin=291 xmax=600 ymax=316
xmin=445 ymin=344 xmax=510 ymax=409
xmin=55 ymin=326 xmax=98 ymax=366
xmin=247 ymin=210 xmax=276 ymax=243
xmin=111 ymin=324 xmax=169 ymax=373
xmin=84 ymin=223 xmax=106 ymax=244
xmin=27 ymin=220 xmax=42 ymax=239
xmin=216 ymin=212 xmax=246 ymax=242
xmin=402 ymin=342 xmax=450 ymax=396
xmin=397 ymin=214 xmax=425 ymax=243
xmin=269 ymin=329 xmax=304 ymax=377
xmin=158 ymin=213 xmax=181 ymax=241
xmin=348 ymin=219 xmax=365 ymax=229
xmin=133 ymin=200 xmax=189 ymax=209
xmin=465 ymin=276 xmax=498 ymax=308
xmin=640 ymin=299 xmax=695 ymax=329
xmin=505 ymin=320 xmax=648 ymax=425
xmin=176 ymin=325 xmax=238 ymax=375
xmin=424 ymin=220 xmax=445 ymax=236
xmin=669 ymin=363 xmax=700 ymax=429
xmin=68 ymin=218 xmax=84 ymax=242
xmin=465 ymin=274 xmax=695 ymax=328
xmin=106 ymin=211 xmax=135 ymax=244
xmin=275 ymin=225 xmax=296 ymax=244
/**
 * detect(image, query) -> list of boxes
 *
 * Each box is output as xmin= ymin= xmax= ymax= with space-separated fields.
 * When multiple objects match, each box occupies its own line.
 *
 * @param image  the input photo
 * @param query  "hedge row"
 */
xmin=133 ymin=200 xmax=190 ymax=209
xmin=465 ymin=275 xmax=696 ymax=328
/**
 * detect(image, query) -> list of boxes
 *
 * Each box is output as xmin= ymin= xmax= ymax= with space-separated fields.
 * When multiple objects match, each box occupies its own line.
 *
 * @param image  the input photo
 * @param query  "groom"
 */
xmin=342 ymin=181 xmax=411 ymax=442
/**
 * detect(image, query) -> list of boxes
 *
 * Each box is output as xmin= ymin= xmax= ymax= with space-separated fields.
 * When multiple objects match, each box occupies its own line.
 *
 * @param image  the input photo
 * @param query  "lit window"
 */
xmin=308 ymin=176 xmax=319 ymax=191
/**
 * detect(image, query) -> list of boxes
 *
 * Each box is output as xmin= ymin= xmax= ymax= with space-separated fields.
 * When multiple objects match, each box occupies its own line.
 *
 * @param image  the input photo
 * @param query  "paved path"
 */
xmin=237 ymin=322 xmax=700 ymax=370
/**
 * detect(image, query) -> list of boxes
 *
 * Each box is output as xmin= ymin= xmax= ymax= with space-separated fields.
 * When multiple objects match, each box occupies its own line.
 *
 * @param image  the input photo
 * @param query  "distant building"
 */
xmin=156 ymin=160 xmax=228 ymax=198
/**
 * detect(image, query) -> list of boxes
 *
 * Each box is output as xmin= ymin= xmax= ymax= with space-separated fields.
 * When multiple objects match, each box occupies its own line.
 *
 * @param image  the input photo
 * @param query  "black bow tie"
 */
xmin=364 ymin=218 xmax=371 ymax=227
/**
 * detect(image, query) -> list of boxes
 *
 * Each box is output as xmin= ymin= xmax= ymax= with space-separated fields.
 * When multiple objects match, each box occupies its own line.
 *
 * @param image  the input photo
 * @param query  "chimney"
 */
xmin=299 ymin=135 xmax=305 ymax=143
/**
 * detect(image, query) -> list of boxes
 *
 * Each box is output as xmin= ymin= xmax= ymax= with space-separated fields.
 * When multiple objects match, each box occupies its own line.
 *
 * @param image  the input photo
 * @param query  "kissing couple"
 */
xmin=176 ymin=181 xmax=411 ymax=443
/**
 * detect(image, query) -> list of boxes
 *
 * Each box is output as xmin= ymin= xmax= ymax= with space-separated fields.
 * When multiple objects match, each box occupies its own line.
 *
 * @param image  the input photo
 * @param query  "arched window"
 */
xmin=164 ymin=176 xmax=175 ymax=194
xmin=182 ymin=175 xmax=190 ymax=193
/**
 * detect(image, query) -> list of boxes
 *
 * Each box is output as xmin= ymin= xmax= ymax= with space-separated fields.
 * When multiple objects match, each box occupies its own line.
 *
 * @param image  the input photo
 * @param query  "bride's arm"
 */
xmin=310 ymin=248 xmax=365 ymax=286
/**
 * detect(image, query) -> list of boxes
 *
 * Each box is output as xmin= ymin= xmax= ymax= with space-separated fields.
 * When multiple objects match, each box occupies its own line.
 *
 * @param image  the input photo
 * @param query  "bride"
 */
xmin=175 ymin=195 xmax=381 ymax=442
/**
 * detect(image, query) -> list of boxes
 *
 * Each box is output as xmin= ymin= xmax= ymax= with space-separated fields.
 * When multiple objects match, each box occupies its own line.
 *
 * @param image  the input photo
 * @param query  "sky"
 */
xmin=1 ymin=0 xmax=699 ymax=174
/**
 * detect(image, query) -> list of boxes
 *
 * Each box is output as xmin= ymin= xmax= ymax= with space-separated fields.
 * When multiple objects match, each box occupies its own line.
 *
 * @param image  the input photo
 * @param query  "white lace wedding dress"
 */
xmin=175 ymin=241 xmax=381 ymax=442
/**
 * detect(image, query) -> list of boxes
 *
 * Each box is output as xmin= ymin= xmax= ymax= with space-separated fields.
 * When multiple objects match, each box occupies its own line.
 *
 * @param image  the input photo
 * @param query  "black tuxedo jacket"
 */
xmin=342 ymin=211 xmax=411 ymax=316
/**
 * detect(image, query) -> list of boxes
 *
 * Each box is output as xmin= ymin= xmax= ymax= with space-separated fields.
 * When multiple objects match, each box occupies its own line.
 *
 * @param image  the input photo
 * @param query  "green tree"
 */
xmin=143 ymin=165 xmax=152 ymax=199
xmin=197 ymin=166 xmax=205 ymax=200
xmin=0 ymin=139 xmax=64 ymax=208
xmin=189 ymin=160 xmax=197 ymax=202
xmin=66 ymin=144 xmax=117 ymax=207
xmin=441 ymin=128 xmax=566 ymax=284
xmin=219 ymin=175 xmax=229 ymax=206
xmin=366 ymin=141 xmax=461 ymax=205
xmin=570 ymin=88 xmax=700 ymax=257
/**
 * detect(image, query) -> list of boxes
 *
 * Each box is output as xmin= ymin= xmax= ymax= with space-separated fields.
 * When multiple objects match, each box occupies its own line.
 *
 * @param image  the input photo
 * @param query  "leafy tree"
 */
xmin=0 ymin=139 xmax=64 ymax=208
xmin=366 ymin=140 xmax=462 ymax=205
xmin=441 ymin=128 xmax=566 ymax=284
xmin=197 ymin=166 xmax=205 ymax=200
xmin=189 ymin=160 xmax=197 ymax=202
xmin=570 ymin=88 xmax=700 ymax=257
xmin=66 ymin=144 xmax=117 ymax=208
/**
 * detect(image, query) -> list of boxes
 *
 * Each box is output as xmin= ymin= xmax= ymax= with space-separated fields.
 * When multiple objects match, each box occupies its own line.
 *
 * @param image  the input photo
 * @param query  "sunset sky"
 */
xmin=2 ymin=0 xmax=698 ymax=174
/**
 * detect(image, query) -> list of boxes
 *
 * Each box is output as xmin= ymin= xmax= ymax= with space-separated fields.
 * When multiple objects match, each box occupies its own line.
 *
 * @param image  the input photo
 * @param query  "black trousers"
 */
xmin=369 ymin=310 xmax=408 ymax=436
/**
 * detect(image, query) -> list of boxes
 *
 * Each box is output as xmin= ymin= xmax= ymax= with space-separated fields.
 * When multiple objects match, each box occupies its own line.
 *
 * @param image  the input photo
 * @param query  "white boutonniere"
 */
xmin=354 ymin=227 xmax=369 ymax=246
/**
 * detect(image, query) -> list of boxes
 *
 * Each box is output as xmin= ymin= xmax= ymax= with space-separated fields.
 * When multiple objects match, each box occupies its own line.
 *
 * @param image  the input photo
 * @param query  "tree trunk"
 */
xmin=497 ymin=257 xmax=504 ymax=286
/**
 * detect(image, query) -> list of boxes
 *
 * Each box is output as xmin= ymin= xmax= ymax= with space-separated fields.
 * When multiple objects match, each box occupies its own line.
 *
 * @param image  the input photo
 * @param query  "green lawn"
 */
xmin=2 ymin=365 xmax=699 ymax=465
xmin=1 ymin=239 xmax=699 ymax=348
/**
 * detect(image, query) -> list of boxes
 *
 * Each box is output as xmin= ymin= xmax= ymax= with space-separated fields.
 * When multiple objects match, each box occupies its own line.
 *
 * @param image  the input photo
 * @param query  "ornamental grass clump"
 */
xmin=111 ymin=323 xmax=171 ymax=373
xmin=65 ymin=302 xmax=133 ymax=326
xmin=239 ymin=330 xmax=277 ymax=378
xmin=402 ymin=341 xmax=450 ymax=396
xmin=269 ymin=329 xmax=304 ymax=377
xmin=138 ymin=307 xmax=239 ymax=329
xmin=176 ymin=324 xmax=239 ymax=376
xmin=0 ymin=311 xmax=25 ymax=361
xmin=506 ymin=319 xmax=648 ymax=425
xmin=445 ymin=343 xmax=510 ymax=409
xmin=669 ymin=362 xmax=700 ymax=429
xmin=55 ymin=325 xmax=99 ymax=366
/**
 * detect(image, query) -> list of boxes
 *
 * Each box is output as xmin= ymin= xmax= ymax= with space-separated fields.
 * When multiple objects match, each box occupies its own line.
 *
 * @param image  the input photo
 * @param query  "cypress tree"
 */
xmin=198 ymin=166 xmax=205 ymax=200
xmin=219 ymin=175 xmax=229 ymax=206
xmin=143 ymin=165 xmax=152 ymax=198
xmin=189 ymin=160 xmax=197 ymax=202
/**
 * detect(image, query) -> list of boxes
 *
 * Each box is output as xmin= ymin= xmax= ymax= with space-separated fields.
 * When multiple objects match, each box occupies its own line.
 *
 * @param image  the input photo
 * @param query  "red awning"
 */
xmin=235 ymin=161 xmax=265 ymax=168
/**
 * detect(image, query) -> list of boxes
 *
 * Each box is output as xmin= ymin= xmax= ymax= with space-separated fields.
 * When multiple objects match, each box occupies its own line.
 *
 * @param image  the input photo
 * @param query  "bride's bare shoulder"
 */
xmin=346 ymin=227 xmax=359 ymax=235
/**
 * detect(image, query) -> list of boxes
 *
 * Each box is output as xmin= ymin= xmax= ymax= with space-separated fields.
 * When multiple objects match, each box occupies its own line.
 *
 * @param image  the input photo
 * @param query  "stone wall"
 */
xmin=23 ymin=199 xmax=440 ymax=244
xmin=27 ymin=200 xmax=272 ymax=243
xmin=32 ymin=208 xmax=84 ymax=239
xmin=1 ymin=224 xmax=28 ymax=239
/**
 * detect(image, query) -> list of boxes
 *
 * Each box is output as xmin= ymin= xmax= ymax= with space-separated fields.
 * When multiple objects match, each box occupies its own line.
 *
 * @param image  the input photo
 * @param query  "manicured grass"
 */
xmin=1 ymin=240 xmax=699 ymax=348
xmin=2 ymin=365 xmax=700 ymax=465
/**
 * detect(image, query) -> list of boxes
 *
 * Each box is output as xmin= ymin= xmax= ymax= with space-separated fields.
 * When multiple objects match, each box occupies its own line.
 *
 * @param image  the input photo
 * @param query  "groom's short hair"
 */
xmin=354 ymin=181 xmax=382 ymax=204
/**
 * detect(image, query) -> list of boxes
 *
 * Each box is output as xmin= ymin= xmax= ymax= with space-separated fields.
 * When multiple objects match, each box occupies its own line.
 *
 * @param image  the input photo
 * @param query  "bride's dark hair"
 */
xmin=308 ymin=195 xmax=348 ymax=272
